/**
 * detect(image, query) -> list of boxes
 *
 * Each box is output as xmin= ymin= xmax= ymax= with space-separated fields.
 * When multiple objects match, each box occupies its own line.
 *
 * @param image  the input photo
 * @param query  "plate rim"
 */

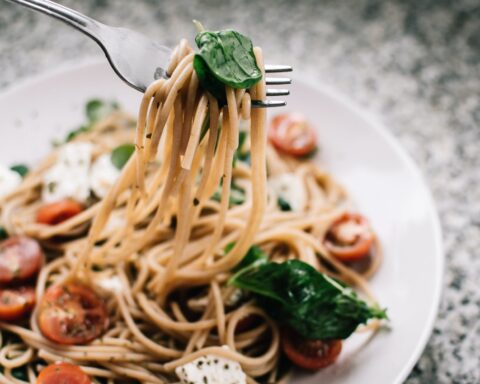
xmin=0 ymin=58 xmax=444 ymax=384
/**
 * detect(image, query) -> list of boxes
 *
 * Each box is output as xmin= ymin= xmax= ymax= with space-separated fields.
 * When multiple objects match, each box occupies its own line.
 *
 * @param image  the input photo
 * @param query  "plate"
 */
xmin=0 ymin=59 xmax=443 ymax=384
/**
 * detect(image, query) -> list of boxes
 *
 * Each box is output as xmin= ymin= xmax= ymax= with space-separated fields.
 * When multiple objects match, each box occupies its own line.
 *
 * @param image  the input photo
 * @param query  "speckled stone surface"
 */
xmin=0 ymin=0 xmax=479 ymax=382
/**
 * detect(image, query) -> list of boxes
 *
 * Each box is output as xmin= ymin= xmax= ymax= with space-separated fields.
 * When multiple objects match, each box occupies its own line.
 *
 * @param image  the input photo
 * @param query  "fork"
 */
xmin=6 ymin=0 xmax=292 ymax=107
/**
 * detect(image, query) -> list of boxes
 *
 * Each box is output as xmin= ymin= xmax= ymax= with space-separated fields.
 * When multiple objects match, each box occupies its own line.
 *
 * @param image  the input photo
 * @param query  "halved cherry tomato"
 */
xmin=324 ymin=213 xmax=374 ymax=261
xmin=36 ymin=199 xmax=84 ymax=225
xmin=0 ymin=236 xmax=44 ymax=284
xmin=38 ymin=283 xmax=108 ymax=345
xmin=37 ymin=362 xmax=92 ymax=384
xmin=269 ymin=113 xmax=317 ymax=157
xmin=0 ymin=286 xmax=35 ymax=321
xmin=281 ymin=328 xmax=342 ymax=371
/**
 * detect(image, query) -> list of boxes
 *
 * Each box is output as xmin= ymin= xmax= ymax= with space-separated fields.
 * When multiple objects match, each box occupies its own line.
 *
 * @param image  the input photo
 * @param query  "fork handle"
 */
xmin=6 ymin=0 xmax=102 ymax=40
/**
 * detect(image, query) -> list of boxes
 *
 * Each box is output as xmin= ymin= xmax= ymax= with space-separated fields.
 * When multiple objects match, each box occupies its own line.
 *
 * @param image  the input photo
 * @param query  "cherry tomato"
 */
xmin=0 ymin=286 xmax=35 ymax=321
xmin=0 ymin=236 xmax=44 ymax=284
xmin=269 ymin=113 xmax=317 ymax=157
xmin=37 ymin=362 xmax=92 ymax=384
xmin=324 ymin=213 xmax=374 ymax=261
xmin=38 ymin=283 xmax=108 ymax=345
xmin=36 ymin=200 xmax=84 ymax=225
xmin=281 ymin=328 xmax=342 ymax=371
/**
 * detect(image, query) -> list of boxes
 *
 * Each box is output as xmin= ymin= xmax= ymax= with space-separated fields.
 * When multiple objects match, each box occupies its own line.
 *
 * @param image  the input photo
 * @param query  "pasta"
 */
xmin=0 ymin=36 xmax=384 ymax=384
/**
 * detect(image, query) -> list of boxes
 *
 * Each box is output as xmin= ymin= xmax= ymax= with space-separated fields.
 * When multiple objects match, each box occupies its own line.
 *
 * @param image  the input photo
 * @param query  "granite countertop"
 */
xmin=0 ymin=0 xmax=479 ymax=382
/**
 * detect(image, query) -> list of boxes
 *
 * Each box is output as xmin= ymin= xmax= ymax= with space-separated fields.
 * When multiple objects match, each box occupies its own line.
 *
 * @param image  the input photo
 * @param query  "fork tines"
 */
xmin=252 ymin=64 xmax=292 ymax=108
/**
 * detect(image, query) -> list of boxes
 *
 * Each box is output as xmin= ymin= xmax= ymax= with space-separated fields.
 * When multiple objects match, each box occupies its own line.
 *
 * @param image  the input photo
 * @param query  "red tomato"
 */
xmin=0 ymin=286 xmax=35 ymax=321
xmin=36 ymin=200 xmax=84 ymax=225
xmin=324 ymin=213 xmax=374 ymax=261
xmin=37 ymin=362 xmax=92 ymax=384
xmin=281 ymin=328 xmax=342 ymax=371
xmin=38 ymin=283 xmax=108 ymax=345
xmin=269 ymin=113 xmax=317 ymax=157
xmin=0 ymin=236 xmax=44 ymax=284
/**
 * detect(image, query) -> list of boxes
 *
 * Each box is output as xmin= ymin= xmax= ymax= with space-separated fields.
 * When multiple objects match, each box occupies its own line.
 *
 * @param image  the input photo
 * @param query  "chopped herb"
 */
xmin=277 ymin=196 xmax=292 ymax=212
xmin=229 ymin=259 xmax=387 ymax=340
xmin=10 ymin=164 xmax=29 ymax=177
xmin=111 ymin=143 xmax=135 ymax=170
xmin=0 ymin=227 xmax=7 ymax=240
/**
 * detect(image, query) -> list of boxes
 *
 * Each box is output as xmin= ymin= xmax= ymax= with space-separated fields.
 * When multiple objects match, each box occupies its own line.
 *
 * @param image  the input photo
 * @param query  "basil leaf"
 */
xmin=193 ymin=56 xmax=227 ymax=104
xmin=0 ymin=227 xmax=7 ymax=240
xmin=86 ymin=99 xmax=119 ymax=123
xmin=232 ymin=245 xmax=268 ymax=273
xmin=65 ymin=125 xmax=89 ymax=142
xmin=64 ymin=100 xmax=119 ymax=143
xmin=230 ymin=259 xmax=387 ymax=340
xmin=277 ymin=196 xmax=292 ymax=212
xmin=194 ymin=29 xmax=262 ymax=101
xmin=111 ymin=143 xmax=135 ymax=170
xmin=10 ymin=164 xmax=29 ymax=177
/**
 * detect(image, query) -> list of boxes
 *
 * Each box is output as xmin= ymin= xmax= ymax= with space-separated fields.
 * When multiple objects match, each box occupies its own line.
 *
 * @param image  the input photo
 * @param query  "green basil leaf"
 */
xmin=230 ymin=259 xmax=387 ymax=340
xmin=63 ymin=100 xmax=120 ymax=144
xmin=111 ymin=143 xmax=135 ymax=170
xmin=277 ymin=196 xmax=292 ymax=212
xmin=193 ymin=56 xmax=227 ymax=105
xmin=194 ymin=29 xmax=262 ymax=101
xmin=65 ymin=125 xmax=89 ymax=142
xmin=86 ymin=99 xmax=119 ymax=123
xmin=232 ymin=245 xmax=268 ymax=273
xmin=10 ymin=164 xmax=29 ymax=178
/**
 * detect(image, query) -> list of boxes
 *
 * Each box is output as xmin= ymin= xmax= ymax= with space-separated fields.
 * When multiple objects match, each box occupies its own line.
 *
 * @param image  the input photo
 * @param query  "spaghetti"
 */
xmin=0 ymin=37 xmax=383 ymax=384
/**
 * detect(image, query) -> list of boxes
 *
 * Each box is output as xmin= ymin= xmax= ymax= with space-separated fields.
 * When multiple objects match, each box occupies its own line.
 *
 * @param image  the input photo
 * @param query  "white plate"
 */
xmin=0 ymin=59 xmax=443 ymax=384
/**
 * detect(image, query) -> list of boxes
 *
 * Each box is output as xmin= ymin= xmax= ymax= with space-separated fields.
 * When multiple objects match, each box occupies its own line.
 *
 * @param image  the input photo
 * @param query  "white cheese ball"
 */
xmin=90 ymin=153 xmax=120 ymax=199
xmin=42 ymin=142 xmax=93 ymax=203
xmin=176 ymin=354 xmax=246 ymax=384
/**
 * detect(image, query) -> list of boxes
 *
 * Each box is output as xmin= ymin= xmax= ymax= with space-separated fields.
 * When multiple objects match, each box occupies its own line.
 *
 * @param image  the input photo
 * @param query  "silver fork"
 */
xmin=6 ymin=0 xmax=292 ymax=107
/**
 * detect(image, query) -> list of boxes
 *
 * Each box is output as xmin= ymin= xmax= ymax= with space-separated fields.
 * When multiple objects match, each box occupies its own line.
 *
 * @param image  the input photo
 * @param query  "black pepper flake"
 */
xmin=193 ymin=198 xmax=200 ymax=206
xmin=146 ymin=133 xmax=152 ymax=139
